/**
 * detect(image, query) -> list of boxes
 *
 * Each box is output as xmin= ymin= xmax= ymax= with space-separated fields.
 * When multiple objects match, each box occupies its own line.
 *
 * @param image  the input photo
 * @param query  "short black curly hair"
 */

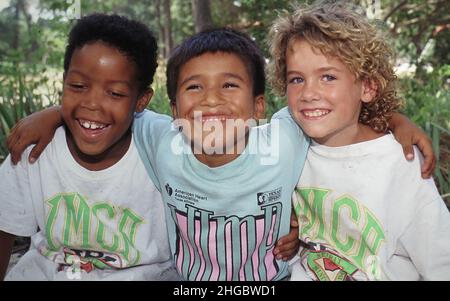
xmin=64 ymin=14 xmax=158 ymax=95
xmin=166 ymin=28 xmax=266 ymax=105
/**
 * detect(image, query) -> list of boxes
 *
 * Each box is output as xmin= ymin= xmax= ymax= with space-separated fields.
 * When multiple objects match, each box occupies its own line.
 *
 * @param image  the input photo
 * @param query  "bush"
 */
xmin=0 ymin=64 xmax=58 ymax=163
xmin=399 ymin=65 xmax=450 ymax=205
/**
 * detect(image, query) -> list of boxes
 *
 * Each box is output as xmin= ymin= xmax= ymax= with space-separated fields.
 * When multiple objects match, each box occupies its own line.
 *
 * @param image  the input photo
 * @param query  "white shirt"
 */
xmin=290 ymin=134 xmax=450 ymax=281
xmin=0 ymin=127 xmax=178 ymax=280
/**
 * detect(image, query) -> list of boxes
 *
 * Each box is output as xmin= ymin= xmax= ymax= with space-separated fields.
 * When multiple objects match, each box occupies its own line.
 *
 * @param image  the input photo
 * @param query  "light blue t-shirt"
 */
xmin=133 ymin=107 xmax=309 ymax=281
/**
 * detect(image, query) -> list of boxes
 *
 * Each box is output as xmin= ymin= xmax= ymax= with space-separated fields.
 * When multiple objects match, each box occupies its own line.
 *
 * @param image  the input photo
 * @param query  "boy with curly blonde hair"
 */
xmin=268 ymin=1 xmax=450 ymax=280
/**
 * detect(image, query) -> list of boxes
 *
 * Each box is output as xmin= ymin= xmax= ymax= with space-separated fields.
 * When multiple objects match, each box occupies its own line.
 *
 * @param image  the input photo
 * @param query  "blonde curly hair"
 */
xmin=267 ymin=1 xmax=402 ymax=132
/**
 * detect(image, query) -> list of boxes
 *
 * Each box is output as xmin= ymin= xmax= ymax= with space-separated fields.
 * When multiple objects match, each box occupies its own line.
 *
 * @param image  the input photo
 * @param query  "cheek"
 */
xmin=175 ymin=97 xmax=195 ymax=117
xmin=117 ymin=110 xmax=134 ymax=125
xmin=60 ymin=98 xmax=74 ymax=119
xmin=286 ymin=87 xmax=298 ymax=108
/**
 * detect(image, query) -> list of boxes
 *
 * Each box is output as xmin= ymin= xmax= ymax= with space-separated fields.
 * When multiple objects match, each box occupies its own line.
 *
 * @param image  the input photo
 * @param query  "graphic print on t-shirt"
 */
xmin=300 ymin=242 xmax=370 ymax=281
xmin=42 ymin=192 xmax=144 ymax=271
xmin=166 ymin=185 xmax=284 ymax=281
xmin=294 ymin=187 xmax=386 ymax=280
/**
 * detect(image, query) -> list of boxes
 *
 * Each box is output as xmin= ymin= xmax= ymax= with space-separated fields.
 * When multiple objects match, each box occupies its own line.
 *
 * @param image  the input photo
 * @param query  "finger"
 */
xmin=402 ymin=145 xmax=414 ymax=161
xmin=10 ymin=150 xmax=19 ymax=165
xmin=6 ymin=129 xmax=20 ymax=153
xmin=275 ymin=233 xmax=295 ymax=249
xmin=416 ymin=139 xmax=435 ymax=177
xmin=290 ymin=212 xmax=299 ymax=228
xmin=29 ymin=141 xmax=47 ymax=164
xmin=421 ymin=156 xmax=436 ymax=179
xmin=275 ymin=229 xmax=298 ymax=254
xmin=10 ymin=149 xmax=20 ymax=165
xmin=10 ymin=139 xmax=28 ymax=165
xmin=276 ymin=240 xmax=298 ymax=253
xmin=275 ymin=240 xmax=299 ymax=260
xmin=9 ymin=137 xmax=23 ymax=165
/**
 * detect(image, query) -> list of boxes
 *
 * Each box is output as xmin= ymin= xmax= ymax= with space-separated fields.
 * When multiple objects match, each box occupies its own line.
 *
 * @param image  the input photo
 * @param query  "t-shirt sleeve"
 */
xmin=398 ymin=186 xmax=450 ymax=280
xmin=0 ymin=154 xmax=37 ymax=237
xmin=271 ymin=106 xmax=310 ymax=189
xmin=132 ymin=110 xmax=172 ymax=191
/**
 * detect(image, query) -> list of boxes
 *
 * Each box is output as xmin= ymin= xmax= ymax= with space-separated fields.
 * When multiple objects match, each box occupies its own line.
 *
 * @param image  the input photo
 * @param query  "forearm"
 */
xmin=39 ymin=105 xmax=64 ymax=127
xmin=7 ymin=105 xmax=64 ymax=165
xmin=0 ymin=231 xmax=16 ymax=280
xmin=387 ymin=112 xmax=411 ymax=131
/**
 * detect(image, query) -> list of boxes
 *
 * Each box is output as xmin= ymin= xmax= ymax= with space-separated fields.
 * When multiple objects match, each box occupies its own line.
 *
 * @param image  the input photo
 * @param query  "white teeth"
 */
xmin=303 ymin=110 xmax=329 ymax=117
xmin=79 ymin=120 xmax=107 ymax=130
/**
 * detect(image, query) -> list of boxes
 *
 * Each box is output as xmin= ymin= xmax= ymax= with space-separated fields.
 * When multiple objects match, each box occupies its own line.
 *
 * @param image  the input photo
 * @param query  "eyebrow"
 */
xmin=287 ymin=66 xmax=342 ymax=75
xmin=179 ymin=72 xmax=246 ymax=87
xmin=316 ymin=66 xmax=342 ymax=73
xmin=67 ymin=69 xmax=132 ymax=86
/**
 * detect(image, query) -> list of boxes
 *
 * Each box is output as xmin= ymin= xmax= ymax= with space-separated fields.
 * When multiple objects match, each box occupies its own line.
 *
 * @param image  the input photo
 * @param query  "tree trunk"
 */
xmin=191 ymin=0 xmax=214 ymax=33
xmin=162 ymin=0 xmax=173 ymax=58
xmin=18 ymin=0 xmax=38 ymax=60
xmin=12 ymin=0 xmax=20 ymax=50
xmin=155 ymin=0 xmax=166 ymax=58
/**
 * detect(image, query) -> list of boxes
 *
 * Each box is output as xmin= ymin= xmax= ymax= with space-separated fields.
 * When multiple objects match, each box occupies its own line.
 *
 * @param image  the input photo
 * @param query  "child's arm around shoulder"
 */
xmin=7 ymin=105 xmax=63 ymax=165
xmin=388 ymin=112 xmax=436 ymax=179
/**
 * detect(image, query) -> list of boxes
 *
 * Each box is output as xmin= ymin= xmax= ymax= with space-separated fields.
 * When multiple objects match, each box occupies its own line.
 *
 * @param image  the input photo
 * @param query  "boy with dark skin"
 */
xmin=0 ymin=14 xmax=177 ymax=280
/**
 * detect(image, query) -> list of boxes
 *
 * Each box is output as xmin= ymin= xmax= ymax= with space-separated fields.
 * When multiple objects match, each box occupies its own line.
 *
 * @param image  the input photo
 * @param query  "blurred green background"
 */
xmin=0 ymin=0 xmax=448 ymax=205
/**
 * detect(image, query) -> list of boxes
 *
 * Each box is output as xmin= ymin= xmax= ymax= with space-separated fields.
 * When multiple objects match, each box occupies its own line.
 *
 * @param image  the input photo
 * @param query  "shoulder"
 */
xmin=14 ymin=126 xmax=66 ymax=167
xmin=133 ymin=109 xmax=172 ymax=135
xmin=134 ymin=109 xmax=172 ymax=125
xmin=375 ymin=135 xmax=441 ymax=202
xmin=271 ymin=107 xmax=309 ymax=143
xmin=132 ymin=110 xmax=174 ymax=145
xmin=271 ymin=106 xmax=291 ymax=120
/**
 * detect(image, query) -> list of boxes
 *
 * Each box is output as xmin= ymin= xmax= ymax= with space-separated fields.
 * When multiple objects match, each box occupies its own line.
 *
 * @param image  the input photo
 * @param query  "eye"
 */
xmin=68 ymin=83 xmax=86 ymax=90
xmin=223 ymin=82 xmax=239 ymax=89
xmin=322 ymin=74 xmax=336 ymax=82
xmin=288 ymin=77 xmax=304 ymax=84
xmin=186 ymin=84 xmax=201 ymax=91
xmin=109 ymin=90 xmax=127 ymax=98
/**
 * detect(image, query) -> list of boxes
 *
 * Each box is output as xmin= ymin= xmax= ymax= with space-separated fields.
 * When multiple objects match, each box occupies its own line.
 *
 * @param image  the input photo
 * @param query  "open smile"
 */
xmin=301 ymin=109 xmax=331 ymax=119
xmin=76 ymin=118 xmax=111 ymax=140
xmin=192 ymin=112 xmax=233 ymax=123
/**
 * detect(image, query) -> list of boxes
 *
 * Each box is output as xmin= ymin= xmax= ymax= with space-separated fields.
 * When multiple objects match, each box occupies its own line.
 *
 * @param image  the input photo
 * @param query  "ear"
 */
xmin=170 ymin=101 xmax=178 ymax=118
xmin=361 ymin=79 xmax=378 ymax=103
xmin=135 ymin=88 xmax=153 ymax=113
xmin=253 ymin=94 xmax=266 ymax=120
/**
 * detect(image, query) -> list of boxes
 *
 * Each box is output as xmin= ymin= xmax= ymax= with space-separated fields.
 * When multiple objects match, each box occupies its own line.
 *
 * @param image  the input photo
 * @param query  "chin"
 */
xmin=302 ymin=129 xmax=328 ymax=142
xmin=75 ymin=143 xmax=107 ymax=157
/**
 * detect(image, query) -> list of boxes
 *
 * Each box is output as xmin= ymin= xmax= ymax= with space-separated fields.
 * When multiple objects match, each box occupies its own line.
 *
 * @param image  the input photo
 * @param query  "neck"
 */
xmin=315 ymin=123 xmax=384 ymax=147
xmin=65 ymin=127 xmax=132 ymax=171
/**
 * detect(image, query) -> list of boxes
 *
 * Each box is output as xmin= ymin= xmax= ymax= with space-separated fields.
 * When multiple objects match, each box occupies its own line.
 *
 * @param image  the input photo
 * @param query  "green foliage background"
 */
xmin=0 ymin=0 xmax=448 ymax=203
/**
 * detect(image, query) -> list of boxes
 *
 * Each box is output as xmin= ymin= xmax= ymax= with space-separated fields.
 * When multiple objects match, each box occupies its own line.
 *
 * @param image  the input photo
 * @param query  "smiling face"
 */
xmin=286 ymin=39 xmax=377 ymax=147
xmin=62 ymin=41 xmax=151 ymax=169
xmin=172 ymin=51 xmax=265 ymax=166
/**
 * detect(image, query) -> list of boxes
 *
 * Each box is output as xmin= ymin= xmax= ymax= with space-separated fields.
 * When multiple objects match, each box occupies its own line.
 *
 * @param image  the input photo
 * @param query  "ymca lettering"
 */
xmin=294 ymin=188 xmax=385 ymax=269
xmin=45 ymin=193 xmax=143 ymax=267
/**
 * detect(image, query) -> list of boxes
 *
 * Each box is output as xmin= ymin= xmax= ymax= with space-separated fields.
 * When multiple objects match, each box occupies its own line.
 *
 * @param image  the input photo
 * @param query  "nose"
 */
xmin=81 ymin=87 xmax=103 ymax=110
xmin=203 ymin=87 xmax=225 ymax=107
xmin=300 ymin=80 xmax=320 ymax=102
